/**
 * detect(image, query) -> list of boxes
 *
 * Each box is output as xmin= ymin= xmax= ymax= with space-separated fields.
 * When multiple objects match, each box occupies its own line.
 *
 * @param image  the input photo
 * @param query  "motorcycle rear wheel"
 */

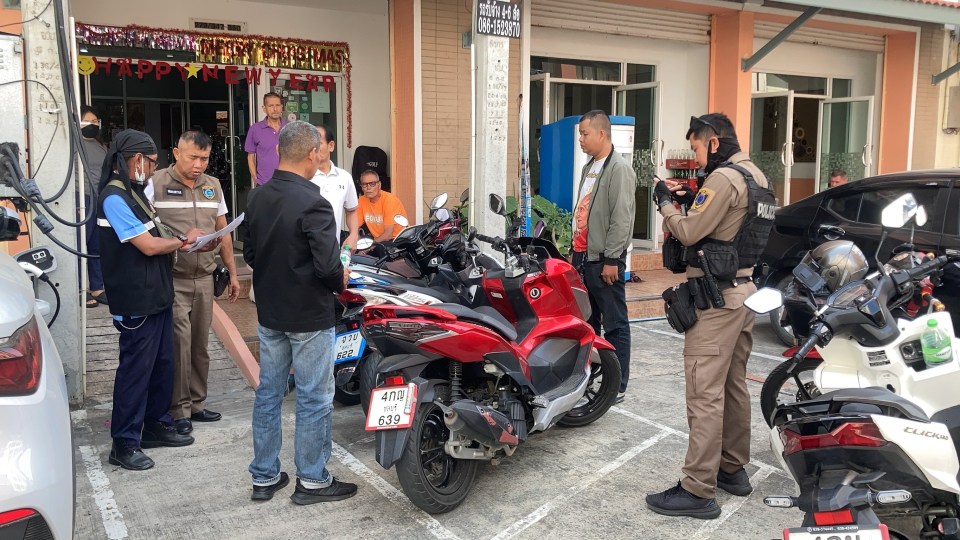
xmin=557 ymin=349 xmax=621 ymax=428
xmin=333 ymin=361 xmax=362 ymax=406
xmin=760 ymin=358 xmax=823 ymax=427
xmin=358 ymin=351 xmax=382 ymax=416
xmin=397 ymin=401 xmax=478 ymax=514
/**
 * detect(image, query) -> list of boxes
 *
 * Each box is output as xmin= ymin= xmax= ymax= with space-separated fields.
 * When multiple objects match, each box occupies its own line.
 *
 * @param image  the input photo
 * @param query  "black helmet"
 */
xmin=801 ymin=240 xmax=869 ymax=293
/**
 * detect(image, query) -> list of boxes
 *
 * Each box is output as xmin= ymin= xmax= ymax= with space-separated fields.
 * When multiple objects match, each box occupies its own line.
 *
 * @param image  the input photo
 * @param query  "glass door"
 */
xmin=614 ymin=82 xmax=660 ymax=248
xmin=529 ymin=73 xmax=550 ymax=194
xmin=750 ymin=91 xmax=794 ymax=206
xmin=816 ymin=96 xmax=874 ymax=191
xmin=228 ymin=72 xmax=253 ymax=246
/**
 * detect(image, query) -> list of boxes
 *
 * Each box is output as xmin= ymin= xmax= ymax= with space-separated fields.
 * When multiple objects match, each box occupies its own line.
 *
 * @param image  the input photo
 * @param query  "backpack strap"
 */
xmin=105 ymin=179 xmax=175 ymax=239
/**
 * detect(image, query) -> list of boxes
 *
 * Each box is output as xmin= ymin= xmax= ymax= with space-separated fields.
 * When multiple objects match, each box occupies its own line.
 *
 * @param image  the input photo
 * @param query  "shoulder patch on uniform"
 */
xmin=691 ymin=188 xmax=714 ymax=211
xmin=201 ymin=187 xmax=216 ymax=200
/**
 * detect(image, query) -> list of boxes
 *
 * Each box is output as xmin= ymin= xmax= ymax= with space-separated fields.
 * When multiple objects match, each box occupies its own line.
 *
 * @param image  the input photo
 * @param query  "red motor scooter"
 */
xmin=359 ymin=194 xmax=621 ymax=514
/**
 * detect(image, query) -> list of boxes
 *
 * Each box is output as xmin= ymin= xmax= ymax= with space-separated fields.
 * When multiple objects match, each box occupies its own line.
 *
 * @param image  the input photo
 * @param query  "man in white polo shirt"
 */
xmin=310 ymin=124 xmax=359 ymax=250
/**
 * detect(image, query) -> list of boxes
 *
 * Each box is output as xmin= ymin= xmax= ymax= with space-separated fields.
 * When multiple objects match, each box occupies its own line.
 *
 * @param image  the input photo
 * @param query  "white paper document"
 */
xmin=187 ymin=213 xmax=244 ymax=253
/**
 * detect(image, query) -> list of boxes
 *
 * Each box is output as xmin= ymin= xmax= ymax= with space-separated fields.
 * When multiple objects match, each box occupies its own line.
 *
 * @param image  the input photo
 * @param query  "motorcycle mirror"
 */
xmin=394 ymin=215 xmax=409 ymax=227
xmin=880 ymin=193 xmax=918 ymax=229
xmin=488 ymin=194 xmax=506 ymax=216
xmin=915 ymin=206 xmax=927 ymax=227
xmin=743 ymin=287 xmax=784 ymax=314
xmin=533 ymin=220 xmax=546 ymax=239
xmin=435 ymin=208 xmax=451 ymax=222
xmin=430 ymin=192 xmax=449 ymax=210
xmin=460 ymin=188 xmax=469 ymax=203
xmin=876 ymin=490 xmax=912 ymax=505
xmin=355 ymin=237 xmax=374 ymax=251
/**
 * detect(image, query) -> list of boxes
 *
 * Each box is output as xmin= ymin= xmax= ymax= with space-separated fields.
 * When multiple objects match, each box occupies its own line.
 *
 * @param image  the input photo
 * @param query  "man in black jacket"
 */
xmin=243 ymin=120 xmax=356 ymax=505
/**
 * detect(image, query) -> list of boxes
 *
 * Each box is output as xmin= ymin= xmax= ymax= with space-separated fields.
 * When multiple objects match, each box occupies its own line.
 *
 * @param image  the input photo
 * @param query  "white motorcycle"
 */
xmin=747 ymin=194 xmax=960 ymax=539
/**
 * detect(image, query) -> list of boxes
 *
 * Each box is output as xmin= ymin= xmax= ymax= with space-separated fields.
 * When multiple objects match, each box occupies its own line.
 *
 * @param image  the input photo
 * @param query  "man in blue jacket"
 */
xmin=243 ymin=120 xmax=355 ymax=505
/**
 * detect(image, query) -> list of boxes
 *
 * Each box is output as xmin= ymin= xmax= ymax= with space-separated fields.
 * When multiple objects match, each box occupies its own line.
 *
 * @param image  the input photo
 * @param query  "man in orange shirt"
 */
xmin=357 ymin=170 xmax=408 ymax=241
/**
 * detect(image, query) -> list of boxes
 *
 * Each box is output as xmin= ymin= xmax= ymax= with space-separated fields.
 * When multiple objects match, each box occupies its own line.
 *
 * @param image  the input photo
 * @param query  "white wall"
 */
xmin=70 ymin=0 xmax=391 ymax=169
xmin=532 ymin=27 xmax=710 ymax=155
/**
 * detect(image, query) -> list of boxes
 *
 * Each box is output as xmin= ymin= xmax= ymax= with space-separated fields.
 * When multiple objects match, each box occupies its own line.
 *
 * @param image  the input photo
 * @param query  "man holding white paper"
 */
xmin=147 ymin=130 xmax=240 ymax=436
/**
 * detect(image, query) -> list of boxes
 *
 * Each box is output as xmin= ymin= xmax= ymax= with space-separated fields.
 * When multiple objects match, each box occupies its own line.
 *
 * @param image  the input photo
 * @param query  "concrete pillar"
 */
xmin=708 ymin=11 xmax=755 ymax=149
xmin=471 ymin=31 xmax=510 ymax=239
xmin=879 ymin=31 xmax=918 ymax=174
xmin=390 ymin=0 xmax=419 ymax=220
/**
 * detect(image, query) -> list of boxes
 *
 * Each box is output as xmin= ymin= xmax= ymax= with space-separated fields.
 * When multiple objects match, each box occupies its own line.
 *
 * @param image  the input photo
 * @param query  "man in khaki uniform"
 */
xmin=148 ymin=131 xmax=240 ymax=435
xmin=646 ymin=113 xmax=772 ymax=519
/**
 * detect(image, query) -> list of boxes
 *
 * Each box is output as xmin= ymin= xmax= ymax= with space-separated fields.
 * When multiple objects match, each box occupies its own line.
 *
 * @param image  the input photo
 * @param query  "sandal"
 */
xmin=91 ymin=290 xmax=109 ymax=306
xmin=86 ymin=292 xmax=99 ymax=308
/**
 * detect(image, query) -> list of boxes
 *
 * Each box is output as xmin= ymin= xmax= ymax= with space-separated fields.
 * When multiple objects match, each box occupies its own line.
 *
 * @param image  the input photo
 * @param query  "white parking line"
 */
xmin=489 ymin=430 xmax=673 ymax=540
xmin=608 ymin=406 xmax=790 ymax=479
xmin=72 ymin=410 xmax=129 ymax=540
xmin=692 ymin=464 xmax=777 ymax=539
xmin=632 ymin=325 xmax=787 ymax=362
xmin=330 ymin=442 xmax=462 ymax=540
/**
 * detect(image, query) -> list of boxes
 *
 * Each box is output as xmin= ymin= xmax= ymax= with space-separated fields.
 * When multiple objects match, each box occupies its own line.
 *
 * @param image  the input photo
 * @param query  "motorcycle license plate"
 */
xmin=784 ymin=525 xmax=886 ymax=540
xmin=334 ymin=330 xmax=364 ymax=361
xmin=365 ymin=384 xmax=417 ymax=431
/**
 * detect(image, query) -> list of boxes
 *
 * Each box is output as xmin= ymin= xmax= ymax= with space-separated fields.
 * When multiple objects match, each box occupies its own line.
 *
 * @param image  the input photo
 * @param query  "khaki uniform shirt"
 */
xmin=149 ymin=166 xmax=225 ymax=278
xmin=660 ymin=151 xmax=769 ymax=279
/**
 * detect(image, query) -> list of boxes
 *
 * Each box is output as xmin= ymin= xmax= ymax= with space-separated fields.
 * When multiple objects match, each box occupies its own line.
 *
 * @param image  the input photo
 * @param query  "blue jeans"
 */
xmin=249 ymin=325 xmax=336 ymax=487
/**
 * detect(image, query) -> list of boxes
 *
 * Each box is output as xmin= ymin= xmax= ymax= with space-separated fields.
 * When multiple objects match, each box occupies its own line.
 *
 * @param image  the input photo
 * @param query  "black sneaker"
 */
xmin=108 ymin=443 xmax=154 ymax=471
xmin=717 ymin=467 xmax=753 ymax=496
xmin=646 ymin=482 xmax=721 ymax=519
xmin=141 ymin=421 xmax=195 ymax=448
xmin=252 ymin=472 xmax=290 ymax=501
xmin=174 ymin=418 xmax=193 ymax=435
xmin=290 ymin=478 xmax=358 ymax=505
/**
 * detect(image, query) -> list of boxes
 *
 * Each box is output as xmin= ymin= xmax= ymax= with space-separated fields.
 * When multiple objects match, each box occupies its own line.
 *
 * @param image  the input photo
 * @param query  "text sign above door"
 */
xmin=476 ymin=0 xmax=522 ymax=39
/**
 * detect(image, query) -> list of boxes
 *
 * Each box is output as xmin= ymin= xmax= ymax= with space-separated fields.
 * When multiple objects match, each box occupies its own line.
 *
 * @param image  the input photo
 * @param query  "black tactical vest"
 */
xmin=687 ymin=161 xmax=776 ymax=278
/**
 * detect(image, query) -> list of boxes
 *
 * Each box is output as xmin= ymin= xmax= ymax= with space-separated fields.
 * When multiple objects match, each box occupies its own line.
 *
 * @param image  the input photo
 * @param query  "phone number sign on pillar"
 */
xmin=476 ymin=0 xmax=522 ymax=39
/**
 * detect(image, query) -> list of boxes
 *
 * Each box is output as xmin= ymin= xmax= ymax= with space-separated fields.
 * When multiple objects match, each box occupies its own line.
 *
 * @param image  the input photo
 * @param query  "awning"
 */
xmin=775 ymin=0 xmax=960 ymax=25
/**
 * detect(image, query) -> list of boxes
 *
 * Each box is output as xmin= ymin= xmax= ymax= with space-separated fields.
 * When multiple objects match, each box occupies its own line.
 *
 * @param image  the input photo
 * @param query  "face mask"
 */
xmin=704 ymin=136 xmax=742 ymax=176
xmin=81 ymin=124 xmax=100 ymax=139
xmin=133 ymin=159 xmax=146 ymax=184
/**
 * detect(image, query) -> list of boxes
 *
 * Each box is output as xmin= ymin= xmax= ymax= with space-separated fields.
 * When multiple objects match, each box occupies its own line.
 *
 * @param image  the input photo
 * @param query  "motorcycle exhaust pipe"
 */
xmin=443 ymin=400 xmax=520 ymax=448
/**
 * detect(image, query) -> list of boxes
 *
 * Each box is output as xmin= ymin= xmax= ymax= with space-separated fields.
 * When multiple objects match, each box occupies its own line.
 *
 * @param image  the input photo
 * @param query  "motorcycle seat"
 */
xmin=433 ymin=303 xmax=518 ymax=341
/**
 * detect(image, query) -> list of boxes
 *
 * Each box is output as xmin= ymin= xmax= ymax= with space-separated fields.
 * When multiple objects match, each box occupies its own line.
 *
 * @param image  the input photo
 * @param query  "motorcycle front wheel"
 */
xmin=557 ymin=348 xmax=621 ymax=428
xmin=760 ymin=358 xmax=823 ymax=427
xmin=396 ymin=400 xmax=478 ymax=514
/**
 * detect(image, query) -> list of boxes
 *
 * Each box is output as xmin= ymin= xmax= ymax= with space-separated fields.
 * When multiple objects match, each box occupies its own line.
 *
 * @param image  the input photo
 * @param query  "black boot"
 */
xmin=141 ymin=421 xmax=195 ymax=448
xmin=646 ymin=481 xmax=721 ymax=519
xmin=717 ymin=467 xmax=753 ymax=496
xmin=108 ymin=442 xmax=154 ymax=471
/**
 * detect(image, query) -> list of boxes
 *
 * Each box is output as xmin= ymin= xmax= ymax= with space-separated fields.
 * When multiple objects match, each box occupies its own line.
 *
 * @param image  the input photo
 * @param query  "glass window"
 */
xmin=825 ymin=192 xmax=861 ymax=221
xmin=3 ymin=0 xmax=21 ymax=8
xmin=89 ymin=73 xmax=123 ymax=98
xmin=753 ymin=73 xmax=827 ymax=95
xmin=946 ymin=186 xmax=960 ymax=237
xmin=531 ymin=56 xmax=620 ymax=82
xmin=188 ymin=70 xmax=229 ymax=101
xmin=857 ymin=187 xmax=942 ymax=232
xmin=626 ymin=64 xmax=655 ymax=84
xmin=833 ymin=79 xmax=852 ymax=98
xmin=125 ymin=70 xmax=186 ymax=99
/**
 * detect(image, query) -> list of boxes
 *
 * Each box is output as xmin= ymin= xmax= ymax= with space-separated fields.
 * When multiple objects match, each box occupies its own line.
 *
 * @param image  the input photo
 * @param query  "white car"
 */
xmin=0 ymin=208 xmax=73 ymax=539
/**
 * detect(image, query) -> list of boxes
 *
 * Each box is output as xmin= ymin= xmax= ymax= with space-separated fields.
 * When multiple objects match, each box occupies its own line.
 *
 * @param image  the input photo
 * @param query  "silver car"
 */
xmin=0 ymin=208 xmax=73 ymax=539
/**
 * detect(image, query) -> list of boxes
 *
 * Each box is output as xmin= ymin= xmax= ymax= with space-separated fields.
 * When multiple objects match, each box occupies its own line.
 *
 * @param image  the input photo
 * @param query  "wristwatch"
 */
xmin=176 ymin=233 xmax=188 ymax=246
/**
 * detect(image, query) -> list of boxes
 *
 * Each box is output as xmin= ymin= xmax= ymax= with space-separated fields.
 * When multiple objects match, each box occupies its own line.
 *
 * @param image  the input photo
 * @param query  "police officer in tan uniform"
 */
xmin=646 ymin=113 xmax=775 ymax=519
xmin=148 ymin=131 xmax=240 ymax=435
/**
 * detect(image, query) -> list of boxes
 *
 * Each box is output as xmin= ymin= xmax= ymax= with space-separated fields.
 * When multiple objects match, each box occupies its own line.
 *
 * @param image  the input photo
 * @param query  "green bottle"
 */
xmin=921 ymin=319 xmax=953 ymax=368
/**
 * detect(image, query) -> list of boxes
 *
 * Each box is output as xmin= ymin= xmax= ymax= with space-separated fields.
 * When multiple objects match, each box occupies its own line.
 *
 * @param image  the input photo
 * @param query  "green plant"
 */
xmin=505 ymin=195 xmax=573 ymax=254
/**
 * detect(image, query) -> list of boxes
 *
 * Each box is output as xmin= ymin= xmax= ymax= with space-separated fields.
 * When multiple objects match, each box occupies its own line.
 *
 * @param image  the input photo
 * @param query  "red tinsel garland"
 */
xmin=75 ymin=22 xmax=353 ymax=146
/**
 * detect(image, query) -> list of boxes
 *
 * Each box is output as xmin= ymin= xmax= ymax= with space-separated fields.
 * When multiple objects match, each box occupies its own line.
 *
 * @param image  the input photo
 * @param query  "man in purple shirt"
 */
xmin=245 ymin=92 xmax=287 ymax=186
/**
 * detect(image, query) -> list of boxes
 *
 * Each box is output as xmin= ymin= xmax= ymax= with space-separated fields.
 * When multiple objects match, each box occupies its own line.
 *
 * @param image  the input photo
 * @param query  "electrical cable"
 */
xmin=0 ymin=0 xmax=53 ymax=31
xmin=40 ymin=275 xmax=60 ymax=327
